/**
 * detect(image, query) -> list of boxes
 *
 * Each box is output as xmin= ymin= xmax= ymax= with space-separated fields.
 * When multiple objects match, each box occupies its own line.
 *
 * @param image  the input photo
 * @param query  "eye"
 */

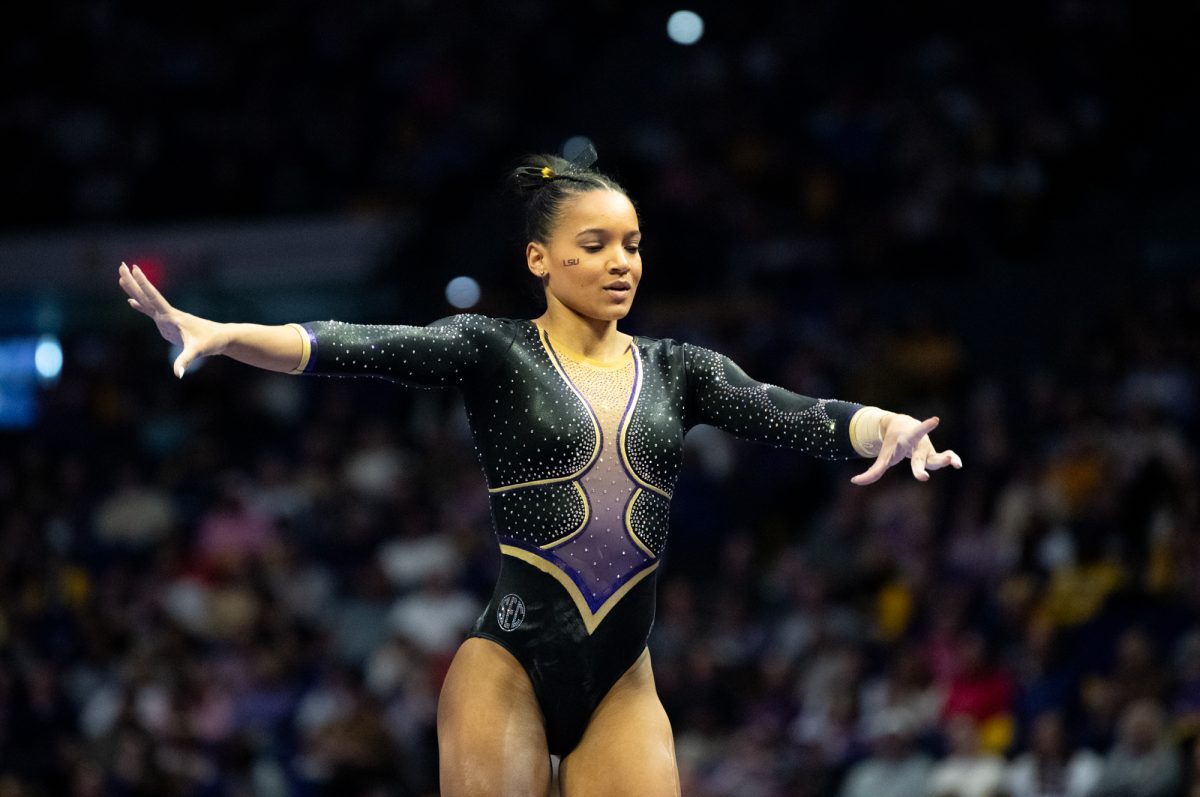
xmin=581 ymin=244 xmax=603 ymax=253
xmin=625 ymin=244 xmax=641 ymax=253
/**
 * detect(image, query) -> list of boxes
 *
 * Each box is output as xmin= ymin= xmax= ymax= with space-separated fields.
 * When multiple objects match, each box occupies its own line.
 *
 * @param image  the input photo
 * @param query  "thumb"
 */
xmin=174 ymin=348 xmax=194 ymax=379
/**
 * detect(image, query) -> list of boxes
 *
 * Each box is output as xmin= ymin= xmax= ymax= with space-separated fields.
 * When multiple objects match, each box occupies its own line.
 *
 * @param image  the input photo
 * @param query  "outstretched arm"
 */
xmin=119 ymin=262 xmax=515 ymax=386
xmin=682 ymin=343 xmax=961 ymax=483
xmin=118 ymin=262 xmax=305 ymax=377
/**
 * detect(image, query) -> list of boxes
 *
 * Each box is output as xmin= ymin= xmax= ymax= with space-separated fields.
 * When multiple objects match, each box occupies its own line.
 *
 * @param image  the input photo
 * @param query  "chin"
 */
xmin=601 ymin=303 xmax=634 ymax=320
xmin=562 ymin=295 xmax=635 ymax=322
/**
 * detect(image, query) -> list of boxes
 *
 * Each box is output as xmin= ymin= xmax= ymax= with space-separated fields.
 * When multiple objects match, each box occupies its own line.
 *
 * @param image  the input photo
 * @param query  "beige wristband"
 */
xmin=849 ymin=406 xmax=887 ymax=457
xmin=287 ymin=323 xmax=312 ymax=374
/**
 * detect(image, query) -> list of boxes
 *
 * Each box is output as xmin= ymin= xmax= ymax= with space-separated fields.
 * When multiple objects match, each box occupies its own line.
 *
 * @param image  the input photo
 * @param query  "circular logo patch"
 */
xmin=496 ymin=593 xmax=526 ymax=631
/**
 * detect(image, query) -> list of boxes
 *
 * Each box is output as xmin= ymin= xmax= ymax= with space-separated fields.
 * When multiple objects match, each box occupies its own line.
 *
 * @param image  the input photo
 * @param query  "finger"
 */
xmin=924 ymin=451 xmax=956 ymax=471
xmin=910 ymin=442 xmax=931 ymax=481
xmin=127 ymin=297 xmax=148 ymax=314
xmin=851 ymin=462 xmax=886 ymax=485
xmin=119 ymin=262 xmax=153 ymax=306
xmin=901 ymin=416 xmax=940 ymax=446
xmin=119 ymin=276 xmax=150 ymax=306
xmin=851 ymin=440 xmax=898 ymax=486
xmin=130 ymin=263 xmax=167 ymax=311
xmin=118 ymin=262 xmax=138 ymax=295
xmin=130 ymin=264 xmax=171 ymax=313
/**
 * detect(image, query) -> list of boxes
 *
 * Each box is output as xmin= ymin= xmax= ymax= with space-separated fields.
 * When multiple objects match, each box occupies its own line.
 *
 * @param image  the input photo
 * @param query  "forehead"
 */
xmin=557 ymin=190 xmax=638 ymax=234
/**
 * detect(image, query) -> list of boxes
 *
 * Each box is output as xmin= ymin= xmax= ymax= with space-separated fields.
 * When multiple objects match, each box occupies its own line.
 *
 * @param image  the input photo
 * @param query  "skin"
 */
xmin=437 ymin=638 xmax=555 ymax=796
xmin=117 ymin=185 xmax=962 ymax=795
xmin=525 ymin=188 xmax=643 ymax=364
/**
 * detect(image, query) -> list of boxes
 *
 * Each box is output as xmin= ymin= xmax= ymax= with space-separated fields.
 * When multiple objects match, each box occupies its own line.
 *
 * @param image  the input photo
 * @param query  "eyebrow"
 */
xmin=574 ymin=228 xmax=642 ymax=237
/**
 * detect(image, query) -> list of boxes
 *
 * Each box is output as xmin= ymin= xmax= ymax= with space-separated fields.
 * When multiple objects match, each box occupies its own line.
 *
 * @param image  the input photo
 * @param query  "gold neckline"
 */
xmin=533 ymin=322 xmax=635 ymax=369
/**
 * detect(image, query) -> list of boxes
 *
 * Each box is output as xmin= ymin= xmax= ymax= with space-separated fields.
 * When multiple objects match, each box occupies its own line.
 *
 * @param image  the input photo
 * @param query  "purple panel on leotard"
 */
xmin=499 ymin=337 xmax=657 ymax=615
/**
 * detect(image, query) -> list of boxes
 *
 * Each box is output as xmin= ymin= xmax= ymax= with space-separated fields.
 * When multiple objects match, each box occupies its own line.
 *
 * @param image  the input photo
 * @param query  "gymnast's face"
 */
xmin=527 ymin=189 xmax=642 ymax=323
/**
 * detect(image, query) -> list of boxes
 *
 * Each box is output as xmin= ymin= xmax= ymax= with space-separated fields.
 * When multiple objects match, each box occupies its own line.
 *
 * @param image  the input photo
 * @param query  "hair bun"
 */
xmin=510 ymin=144 xmax=602 ymax=197
xmin=565 ymin=141 xmax=598 ymax=172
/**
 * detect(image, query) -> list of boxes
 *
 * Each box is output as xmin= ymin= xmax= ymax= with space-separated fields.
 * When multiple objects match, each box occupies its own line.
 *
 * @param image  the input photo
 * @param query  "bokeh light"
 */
xmin=445 ymin=276 xmax=481 ymax=309
xmin=666 ymin=10 xmax=704 ymax=45
xmin=34 ymin=335 xmax=62 ymax=381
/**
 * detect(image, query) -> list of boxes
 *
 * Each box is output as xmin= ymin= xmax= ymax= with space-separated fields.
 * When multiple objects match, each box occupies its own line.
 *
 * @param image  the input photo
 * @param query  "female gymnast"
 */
xmin=118 ymin=150 xmax=961 ymax=796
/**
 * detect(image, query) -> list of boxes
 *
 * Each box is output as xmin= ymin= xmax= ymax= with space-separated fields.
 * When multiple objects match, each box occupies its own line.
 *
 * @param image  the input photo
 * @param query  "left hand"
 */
xmin=851 ymin=414 xmax=962 ymax=485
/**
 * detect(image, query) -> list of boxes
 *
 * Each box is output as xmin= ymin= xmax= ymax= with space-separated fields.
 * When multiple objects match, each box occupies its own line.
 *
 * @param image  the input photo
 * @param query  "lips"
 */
xmin=604 ymin=281 xmax=631 ymax=292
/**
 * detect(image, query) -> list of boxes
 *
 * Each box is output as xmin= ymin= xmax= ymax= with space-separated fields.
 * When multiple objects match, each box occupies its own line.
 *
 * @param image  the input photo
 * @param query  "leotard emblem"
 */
xmin=497 ymin=593 xmax=526 ymax=631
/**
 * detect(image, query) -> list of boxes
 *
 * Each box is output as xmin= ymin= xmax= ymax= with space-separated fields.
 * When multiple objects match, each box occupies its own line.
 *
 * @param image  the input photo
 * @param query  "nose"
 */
xmin=609 ymin=250 xmax=630 ymax=272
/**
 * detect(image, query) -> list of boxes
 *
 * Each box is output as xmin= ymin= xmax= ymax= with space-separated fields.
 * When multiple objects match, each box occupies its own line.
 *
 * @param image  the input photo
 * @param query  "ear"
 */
xmin=526 ymin=241 xmax=547 ymax=278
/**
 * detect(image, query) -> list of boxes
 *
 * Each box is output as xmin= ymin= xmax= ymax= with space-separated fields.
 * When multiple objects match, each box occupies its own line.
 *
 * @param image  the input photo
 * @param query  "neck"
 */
xmin=535 ymin=298 xmax=627 ymax=360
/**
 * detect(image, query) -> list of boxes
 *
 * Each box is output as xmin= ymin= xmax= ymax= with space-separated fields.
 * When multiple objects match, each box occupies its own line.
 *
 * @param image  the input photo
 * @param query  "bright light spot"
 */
xmin=445 ymin=276 xmax=481 ymax=309
xmin=562 ymin=136 xmax=594 ymax=163
xmin=34 ymin=336 xmax=63 ymax=381
xmin=667 ymin=10 xmax=704 ymax=45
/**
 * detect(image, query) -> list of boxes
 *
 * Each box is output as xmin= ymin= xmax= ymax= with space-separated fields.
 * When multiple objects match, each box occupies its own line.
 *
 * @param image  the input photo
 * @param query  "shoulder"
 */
xmin=632 ymin=333 xmax=699 ymax=359
xmin=633 ymin=333 xmax=696 ymax=370
xmin=633 ymin=335 xmax=735 ymax=385
xmin=428 ymin=314 xmax=525 ymax=343
xmin=427 ymin=313 xmax=519 ymax=332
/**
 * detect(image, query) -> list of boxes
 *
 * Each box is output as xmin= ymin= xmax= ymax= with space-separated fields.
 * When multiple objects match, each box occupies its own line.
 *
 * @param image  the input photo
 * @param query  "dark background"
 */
xmin=1 ymin=1 xmax=1199 ymax=795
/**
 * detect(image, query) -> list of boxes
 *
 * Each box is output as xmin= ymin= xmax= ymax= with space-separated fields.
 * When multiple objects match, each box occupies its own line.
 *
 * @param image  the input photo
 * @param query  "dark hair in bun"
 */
xmin=509 ymin=144 xmax=628 ymax=243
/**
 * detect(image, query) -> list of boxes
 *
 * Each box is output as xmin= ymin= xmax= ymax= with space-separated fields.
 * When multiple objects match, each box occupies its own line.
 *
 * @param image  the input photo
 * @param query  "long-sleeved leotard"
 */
xmin=295 ymin=314 xmax=864 ymax=753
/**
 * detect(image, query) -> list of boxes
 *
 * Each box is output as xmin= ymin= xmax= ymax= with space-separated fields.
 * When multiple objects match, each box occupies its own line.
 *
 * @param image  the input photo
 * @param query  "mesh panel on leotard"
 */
xmin=539 ymin=341 xmax=657 ymax=614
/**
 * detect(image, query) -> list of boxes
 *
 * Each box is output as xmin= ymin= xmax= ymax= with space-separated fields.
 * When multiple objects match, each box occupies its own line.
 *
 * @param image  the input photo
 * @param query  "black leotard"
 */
xmin=296 ymin=314 xmax=863 ymax=754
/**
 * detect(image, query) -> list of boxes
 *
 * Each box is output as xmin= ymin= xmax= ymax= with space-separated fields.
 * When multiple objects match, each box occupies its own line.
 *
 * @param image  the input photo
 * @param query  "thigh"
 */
xmin=559 ymin=649 xmax=680 ymax=797
xmin=438 ymin=637 xmax=554 ymax=797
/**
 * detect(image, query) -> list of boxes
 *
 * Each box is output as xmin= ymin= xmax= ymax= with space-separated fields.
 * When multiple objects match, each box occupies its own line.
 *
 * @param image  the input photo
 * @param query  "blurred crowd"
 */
xmin=4 ymin=0 xmax=1200 ymax=795
xmin=2 ymin=267 xmax=1198 ymax=796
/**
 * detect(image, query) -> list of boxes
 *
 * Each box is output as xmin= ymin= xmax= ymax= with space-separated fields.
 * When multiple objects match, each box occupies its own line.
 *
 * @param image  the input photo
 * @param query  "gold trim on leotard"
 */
xmin=486 ymin=328 xmax=602 ymax=494
xmin=539 ymin=482 xmax=590 ymax=550
xmin=623 ymin=489 xmax=657 ymax=558
xmin=618 ymin=345 xmax=671 ymax=500
xmin=499 ymin=544 xmax=660 ymax=634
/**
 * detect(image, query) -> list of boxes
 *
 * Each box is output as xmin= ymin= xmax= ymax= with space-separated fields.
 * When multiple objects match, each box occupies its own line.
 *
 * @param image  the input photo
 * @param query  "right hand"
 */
xmin=119 ymin=262 xmax=231 ymax=378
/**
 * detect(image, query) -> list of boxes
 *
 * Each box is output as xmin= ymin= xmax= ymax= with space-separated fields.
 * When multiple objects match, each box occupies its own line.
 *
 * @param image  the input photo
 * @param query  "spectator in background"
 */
xmin=839 ymin=709 xmax=933 ymax=797
xmin=92 ymin=464 xmax=176 ymax=550
xmin=791 ymin=683 xmax=866 ymax=773
xmin=858 ymin=643 xmax=941 ymax=745
xmin=942 ymin=631 xmax=1016 ymax=753
xmin=386 ymin=569 xmax=481 ymax=658
xmin=194 ymin=475 xmax=278 ymax=568
xmin=1091 ymin=699 xmax=1181 ymax=797
xmin=1037 ymin=533 xmax=1125 ymax=631
xmin=1002 ymin=710 xmax=1101 ymax=797
xmin=927 ymin=713 xmax=1006 ymax=797
xmin=1107 ymin=628 xmax=1172 ymax=711
xmin=302 ymin=678 xmax=400 ymax=795
xmin=1010 ymin=618 xmax=1074 ymax=735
